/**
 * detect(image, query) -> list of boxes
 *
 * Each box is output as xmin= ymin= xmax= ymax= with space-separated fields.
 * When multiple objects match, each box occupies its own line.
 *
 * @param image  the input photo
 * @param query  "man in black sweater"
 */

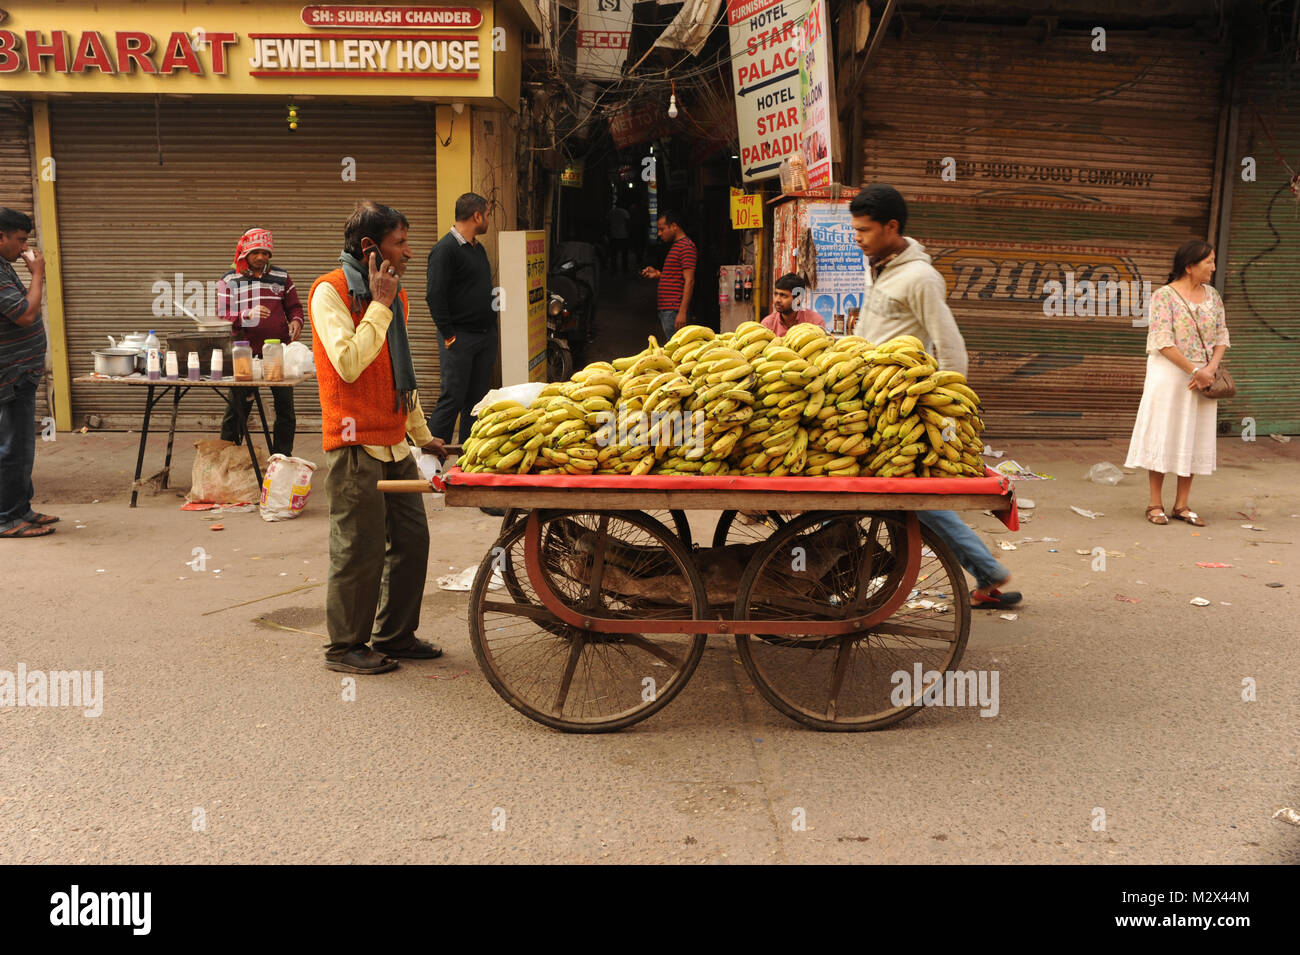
xmin=425 ymin=192 xmax=497 ymax=442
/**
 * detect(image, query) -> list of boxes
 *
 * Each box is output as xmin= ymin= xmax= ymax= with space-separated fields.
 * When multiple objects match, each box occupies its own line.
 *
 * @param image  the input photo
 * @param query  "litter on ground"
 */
xmin=1070 ymin=505 xmax=1103 ymax=519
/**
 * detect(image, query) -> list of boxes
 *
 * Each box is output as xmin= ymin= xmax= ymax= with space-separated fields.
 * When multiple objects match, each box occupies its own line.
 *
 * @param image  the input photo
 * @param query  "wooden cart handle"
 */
xmin=378 ymin=480 xmax=437 ymax=493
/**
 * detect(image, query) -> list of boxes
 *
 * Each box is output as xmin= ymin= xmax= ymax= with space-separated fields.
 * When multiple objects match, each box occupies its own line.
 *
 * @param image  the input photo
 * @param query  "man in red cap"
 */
xmin=216 ymin=228 xmax=304 ymax=456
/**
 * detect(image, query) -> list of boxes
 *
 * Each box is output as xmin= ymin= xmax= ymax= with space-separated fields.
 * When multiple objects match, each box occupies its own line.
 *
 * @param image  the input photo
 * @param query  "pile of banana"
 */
xmin=457 ymin=322 xmax=986 ymax=478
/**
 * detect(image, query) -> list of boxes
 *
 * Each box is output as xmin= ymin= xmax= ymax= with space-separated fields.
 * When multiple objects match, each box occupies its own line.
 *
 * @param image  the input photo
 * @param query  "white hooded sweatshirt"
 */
xmin=851 ymin=237 xmax=969 ymax=376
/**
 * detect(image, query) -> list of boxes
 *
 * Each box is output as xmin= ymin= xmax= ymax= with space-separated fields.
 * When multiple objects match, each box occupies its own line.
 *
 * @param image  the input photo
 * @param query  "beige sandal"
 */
xmin=1145 ymin=505 xmax=1169 ymax=525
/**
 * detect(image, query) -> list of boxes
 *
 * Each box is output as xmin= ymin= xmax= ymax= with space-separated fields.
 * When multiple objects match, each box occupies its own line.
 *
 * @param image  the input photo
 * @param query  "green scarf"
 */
xmin=338 ymin=252 xmax=417 ymax=414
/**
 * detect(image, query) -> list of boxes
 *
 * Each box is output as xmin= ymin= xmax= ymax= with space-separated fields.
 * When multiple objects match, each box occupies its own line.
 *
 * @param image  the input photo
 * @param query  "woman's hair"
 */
xmin=1167 ymin=239 xmax=1214 ymax=284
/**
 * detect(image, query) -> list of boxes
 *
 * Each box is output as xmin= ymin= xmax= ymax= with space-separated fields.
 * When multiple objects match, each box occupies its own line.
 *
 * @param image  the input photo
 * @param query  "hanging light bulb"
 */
xmin=667 ymin=93 xmax=678 ymax=119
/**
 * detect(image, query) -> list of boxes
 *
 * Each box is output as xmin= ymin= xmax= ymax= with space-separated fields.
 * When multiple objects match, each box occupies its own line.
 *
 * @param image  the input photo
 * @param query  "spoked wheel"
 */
xmin=711 ymin=509 xmax=792 ymax=547
xmin=547 ymin=339 xmax=574 ymax=382
xmin=501 ymin=507 xmax=692 ymax=549
xmin=733 ymin=511 xmax=970 ymax=731
xmin=469 ymin=509 xmax=709 ymax=733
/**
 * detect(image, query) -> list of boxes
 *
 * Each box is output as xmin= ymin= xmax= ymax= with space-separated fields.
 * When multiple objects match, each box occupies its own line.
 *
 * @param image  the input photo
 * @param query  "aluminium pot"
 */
xmin=92 ymin=348 xmax=139 ymax=377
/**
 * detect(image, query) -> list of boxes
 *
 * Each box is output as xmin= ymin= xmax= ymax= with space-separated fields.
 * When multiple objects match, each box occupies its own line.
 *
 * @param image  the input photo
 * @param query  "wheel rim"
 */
xmin=712 ymin=509 xmax=792 ymax=548
xmin=470 ymin=510 xmax=708 ymax=731
xmin=734 ymin=512 xmax=970 ymax=730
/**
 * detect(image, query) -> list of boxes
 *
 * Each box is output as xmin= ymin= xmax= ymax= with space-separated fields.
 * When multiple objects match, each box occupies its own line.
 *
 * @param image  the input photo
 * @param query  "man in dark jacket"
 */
xmin=0 ymin=208 xmax=55 ymax=539
xmin=425 ymin=192 xmax=496 ymax=442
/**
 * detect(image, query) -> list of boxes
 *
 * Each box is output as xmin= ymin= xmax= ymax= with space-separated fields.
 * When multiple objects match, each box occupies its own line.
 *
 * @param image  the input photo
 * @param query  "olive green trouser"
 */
xmin=325 ymin=447 xmax=429 ymax=655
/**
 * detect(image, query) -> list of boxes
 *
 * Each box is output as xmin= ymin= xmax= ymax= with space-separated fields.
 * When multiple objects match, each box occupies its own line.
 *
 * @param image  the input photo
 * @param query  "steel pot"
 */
xmin=92 ymin=348 xmax=139 ymax=377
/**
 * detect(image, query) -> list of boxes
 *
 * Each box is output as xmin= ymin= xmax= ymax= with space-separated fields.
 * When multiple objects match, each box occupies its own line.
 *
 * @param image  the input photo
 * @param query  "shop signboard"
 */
xmin=576 ymin=0 xmax=632 ymax=80
xmin=798 ymin=0 xmax=833 ymax=188
xmin=0 ymin=1 xmax=497 ymax=97
xmin=500 ymin=231 xmax=549 ymax=383
xmin=730 ymin=188 xmax=763 ymax=229
xmin=727 ymin=0 xmax=809 ymax=184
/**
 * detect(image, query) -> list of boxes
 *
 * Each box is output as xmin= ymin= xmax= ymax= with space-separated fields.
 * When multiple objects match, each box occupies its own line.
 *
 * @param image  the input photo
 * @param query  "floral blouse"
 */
xmin=1146 ymin=284 xmax=1230 ymax=363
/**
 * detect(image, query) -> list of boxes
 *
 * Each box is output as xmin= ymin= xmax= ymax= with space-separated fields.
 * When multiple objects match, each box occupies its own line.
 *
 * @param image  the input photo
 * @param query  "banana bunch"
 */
xmin=659 ymin=327 xmax=756 ymax=473
xmin=853 ymin=336 xmax=986 ymax=477
xmin=457 ymin=399 xmax=546 ymax=473
xmin=800 ymin=333 xmax=878 ymax=475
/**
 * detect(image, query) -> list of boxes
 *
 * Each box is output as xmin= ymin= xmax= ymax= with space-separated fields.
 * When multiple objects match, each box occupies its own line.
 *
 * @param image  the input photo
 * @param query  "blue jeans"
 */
xmin=917 ymin=509 xmax=1008 ymax=590
xmin=658 ymin=309 xmax=679 ymax=341
xmin=0 ymin=377 xmax=39 ymax=531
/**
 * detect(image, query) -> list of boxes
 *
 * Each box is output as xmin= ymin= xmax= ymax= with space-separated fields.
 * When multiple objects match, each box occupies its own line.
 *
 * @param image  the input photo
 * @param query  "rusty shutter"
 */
xmin=0 ymin=102 xmax=48 ymax=422
xmin=859 ymin=24 xmax=1226 ymax=436
xmin=1221 ymin=68 xmax=1300 ymax=435
xmin=49 ymin=99 xmax=438 ymax=430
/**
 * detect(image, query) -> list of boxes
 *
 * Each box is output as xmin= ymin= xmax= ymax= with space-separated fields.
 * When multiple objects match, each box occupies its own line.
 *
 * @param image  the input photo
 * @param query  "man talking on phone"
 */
xmin=310 ymin=201 xmax=447 ymax=674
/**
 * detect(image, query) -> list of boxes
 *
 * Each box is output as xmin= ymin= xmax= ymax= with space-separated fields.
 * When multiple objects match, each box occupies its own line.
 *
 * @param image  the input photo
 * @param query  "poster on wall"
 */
xmin=577 ymin=0 xmax=634 ymax=80
xmin=803 ymin=203 xmax=864 ymax=330
xmin=798 ymin=0 xmax=834 ymax=188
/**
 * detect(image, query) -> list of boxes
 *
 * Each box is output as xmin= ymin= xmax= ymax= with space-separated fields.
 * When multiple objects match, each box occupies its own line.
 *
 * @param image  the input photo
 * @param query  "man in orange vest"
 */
xmin=311 ymin=201 xmax=447 ymax=674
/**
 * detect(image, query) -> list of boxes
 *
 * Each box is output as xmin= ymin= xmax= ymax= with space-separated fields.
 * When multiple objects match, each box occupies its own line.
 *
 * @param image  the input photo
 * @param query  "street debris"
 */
xmin=424 ymin=671 xmax=471 ymax=681
xmin=982 ymin=445 xmax=1005 ymax=458
xmin=1070 ymin=505 xmax=1103 ymax=519
xmin=1265 ymin=582 xmax=1284 ymax=588
xmin=1085 ymin=462 xmax=1124 ymax=485
xmin=1240 ymin=524 xmax=1267 ymax=531
xmin=437 ymin=566 xmax=503 ymax=592
xmin=1269 ymin=433 xmax=1292 ymax=443
xmin=1273 ymin=807 xmax=1300 ymax=826
xmin=999 ymin=613 xmax=1018 ymax=621
xmin=1115 ymin=595 xmax=1141 ymax=603
xmin=994 ymin=460 xmax=1053 ymax=480
xmin=905 ymin=598 xmax=951 ymax=613
xmin=1195 ymin=562 xmax=1232 ymax=568
xmin=1018 ymin=498 xmax=1035 ymax=509
xmin=210 ymin=523 xmax=224 ymax=532
xmin=997 ymin=540 xmax=1017 ymax=551
xmin=1189 ymin=597 xmax=1211 ymax=606
xmin=1075 ymin=549 xmax=1091 ymax=555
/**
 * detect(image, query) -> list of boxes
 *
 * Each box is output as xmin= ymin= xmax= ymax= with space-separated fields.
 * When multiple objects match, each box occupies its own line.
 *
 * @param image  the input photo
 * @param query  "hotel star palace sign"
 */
xmin=0 ymin=5 xmax=484 ymax=83
xmin=727 ymin=0 xmax=808 ymax=184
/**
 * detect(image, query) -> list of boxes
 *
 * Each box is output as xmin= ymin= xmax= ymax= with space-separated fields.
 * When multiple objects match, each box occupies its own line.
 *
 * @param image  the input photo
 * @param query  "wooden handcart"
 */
xmin=381 ymin=469 xmax=1018 ymax=733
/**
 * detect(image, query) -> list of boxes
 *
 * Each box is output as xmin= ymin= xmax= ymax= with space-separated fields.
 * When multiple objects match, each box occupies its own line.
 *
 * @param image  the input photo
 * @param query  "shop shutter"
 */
xmin=859 ymin=24 xmax=1225 ymax=436
xmin=0 ymin=102 xmax=48 ymax=422
xmin=49 ymin=99 xmax=438 ymax=430
xmin=1221 ymin=67 xmax=1300 ymax=435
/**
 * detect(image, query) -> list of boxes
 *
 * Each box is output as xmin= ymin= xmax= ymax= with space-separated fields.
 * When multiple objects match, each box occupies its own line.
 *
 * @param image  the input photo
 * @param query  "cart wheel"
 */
xmin=501 ymin=508 xmax=692 ymax=549
xmin=469 ymin=509 xmax=709 ymax=733
xmin=711 ymin=510 xmax=792 ymax=548
xmin=733 ymin=511 xmax=970 ymax=731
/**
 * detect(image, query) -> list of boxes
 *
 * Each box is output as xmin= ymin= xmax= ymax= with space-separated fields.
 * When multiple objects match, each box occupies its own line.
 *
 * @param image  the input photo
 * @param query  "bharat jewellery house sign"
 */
xmin=0 ymin=5 xmax=482 ymax=77
xmin=727 ymin=0 xmax=808 ymax=183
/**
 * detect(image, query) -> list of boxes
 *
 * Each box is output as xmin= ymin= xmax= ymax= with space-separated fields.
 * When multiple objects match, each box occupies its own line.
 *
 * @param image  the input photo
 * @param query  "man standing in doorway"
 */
xmin=0 ymin=208 xmax=56 ymax=539
xmin=607 ymin=202 xmax=631 ymax=273
xmin=761 ymin=272 xmax=826 ymax=337
xmin=311 ymin=200 xmax=447 ymax=674
xmin=216 ymin=228 xmax=304 ymax=456
xmin=640 ymin=210 xmax=696 ymax=341
xmin=425 ymin=192 xmax=496 ymax=443
xmin=849 ymin=184 xmax=1021 ymax=610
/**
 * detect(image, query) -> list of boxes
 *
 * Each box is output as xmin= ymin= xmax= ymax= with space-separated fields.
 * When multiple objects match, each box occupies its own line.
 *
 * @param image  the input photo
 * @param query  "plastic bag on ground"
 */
xmin=259 ymin=454 xmax=317 ymax=521
xmin=1085 ymin=462 xmax=1124 ymax=485
xmin=471 ymin=382 xmax=548 ymax=416
xmin=187 ymin=439 xmax=269 ymax=505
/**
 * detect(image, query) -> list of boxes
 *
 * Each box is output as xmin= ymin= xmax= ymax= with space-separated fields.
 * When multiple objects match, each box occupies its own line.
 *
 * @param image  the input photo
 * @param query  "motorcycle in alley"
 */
xmin=546 ymin=245 xmax=599 ymax=381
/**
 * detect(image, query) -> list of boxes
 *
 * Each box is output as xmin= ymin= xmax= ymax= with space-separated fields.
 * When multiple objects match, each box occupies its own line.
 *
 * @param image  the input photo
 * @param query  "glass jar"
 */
xmin=262 ymin=339 xmax=285 ymax=382
xmin=232 ymin=340 xmax=253 ymax=382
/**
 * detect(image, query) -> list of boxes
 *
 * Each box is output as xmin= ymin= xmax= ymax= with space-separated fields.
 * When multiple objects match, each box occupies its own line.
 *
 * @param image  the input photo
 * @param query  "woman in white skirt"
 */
xmin=1126 ymin=240 xmax=1229 ymax=526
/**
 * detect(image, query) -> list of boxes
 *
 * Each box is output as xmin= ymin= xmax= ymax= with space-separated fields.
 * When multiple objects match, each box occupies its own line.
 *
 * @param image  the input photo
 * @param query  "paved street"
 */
xmin=2 ymin=430 xmax=1297 ymax=863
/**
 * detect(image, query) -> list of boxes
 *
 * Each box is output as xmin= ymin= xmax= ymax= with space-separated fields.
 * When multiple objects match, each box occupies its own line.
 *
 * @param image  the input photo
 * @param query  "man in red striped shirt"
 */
xmin=640 ymin=210 xmax=696 ymax=341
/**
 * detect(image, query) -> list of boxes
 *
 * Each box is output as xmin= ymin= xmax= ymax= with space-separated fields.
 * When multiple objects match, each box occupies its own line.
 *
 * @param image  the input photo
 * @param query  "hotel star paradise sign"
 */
xmin=727 ymin=0 xmax=809 ymax=184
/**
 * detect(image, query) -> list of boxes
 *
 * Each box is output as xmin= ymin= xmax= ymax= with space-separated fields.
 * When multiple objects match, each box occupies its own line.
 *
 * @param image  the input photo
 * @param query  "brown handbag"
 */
xmin=1171 ymin=287 xmax=1236 ymax=399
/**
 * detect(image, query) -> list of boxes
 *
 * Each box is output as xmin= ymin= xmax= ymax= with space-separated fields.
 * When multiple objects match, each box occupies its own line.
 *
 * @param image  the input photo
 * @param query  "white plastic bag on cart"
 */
xmin=284 ymin=341 xmax=314 ymax=377
xmin=259 ymin=454 xmax=317 ymax=521
xmin=471 ymin=381 xmax=547 ymax=416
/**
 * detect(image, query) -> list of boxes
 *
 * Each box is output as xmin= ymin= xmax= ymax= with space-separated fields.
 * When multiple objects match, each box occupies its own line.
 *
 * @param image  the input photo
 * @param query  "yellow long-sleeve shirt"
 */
xmin=310 ymin=281 xmax=433 ymax=462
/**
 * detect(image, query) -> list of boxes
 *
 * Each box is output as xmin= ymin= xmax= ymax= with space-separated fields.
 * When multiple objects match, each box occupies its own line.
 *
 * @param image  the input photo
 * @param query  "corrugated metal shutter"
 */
xmin=0 ymin=102 xmax=48 ymax=422
xmin=860 ymin=24 xmax=1225 ymax=436
xmin=49 ymin=99 xmax=438 ymax=430
xmin=1221 ymin=68 xmax=1300 ymax=434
